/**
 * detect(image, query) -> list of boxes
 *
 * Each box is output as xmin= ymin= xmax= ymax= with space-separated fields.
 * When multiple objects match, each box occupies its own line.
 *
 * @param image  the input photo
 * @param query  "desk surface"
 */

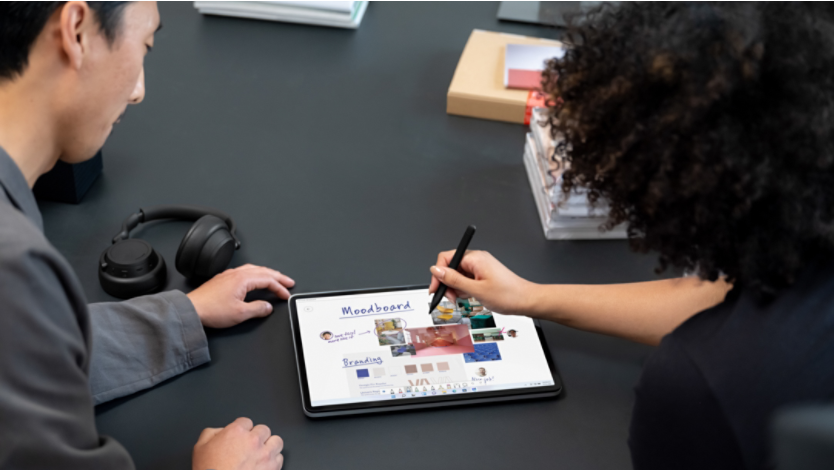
xmin=40 ymin=3 xmax=658 ymax=469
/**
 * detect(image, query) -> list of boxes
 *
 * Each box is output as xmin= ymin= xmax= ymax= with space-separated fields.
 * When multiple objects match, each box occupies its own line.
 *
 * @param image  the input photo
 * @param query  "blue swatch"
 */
xmin=356 ymin=369 xmax=370 ymax=378
xmin=463 ymin=343 xmax=502 ymax=363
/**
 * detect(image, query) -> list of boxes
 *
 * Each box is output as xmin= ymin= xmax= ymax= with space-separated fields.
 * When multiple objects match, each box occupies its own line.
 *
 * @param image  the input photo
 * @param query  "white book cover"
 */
xmin=265 ymin=1 xmax=356 ymax=13
xmin=195 ymin=1 xmax=368 ymax=29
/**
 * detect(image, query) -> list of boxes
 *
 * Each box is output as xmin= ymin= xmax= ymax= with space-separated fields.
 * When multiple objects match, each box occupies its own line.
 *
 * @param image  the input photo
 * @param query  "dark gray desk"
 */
xmin=40 ymin=3 xmax=657 ymax=469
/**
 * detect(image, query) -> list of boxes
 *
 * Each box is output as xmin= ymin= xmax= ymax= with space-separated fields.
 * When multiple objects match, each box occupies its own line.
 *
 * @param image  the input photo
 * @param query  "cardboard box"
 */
xmin=447 ymin=30 xmax=562 ymax=124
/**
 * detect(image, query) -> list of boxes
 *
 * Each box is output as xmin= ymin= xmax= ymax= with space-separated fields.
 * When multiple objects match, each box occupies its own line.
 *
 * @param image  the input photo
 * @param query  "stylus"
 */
xmin=428 ymin=225 xmax=476 ymax=314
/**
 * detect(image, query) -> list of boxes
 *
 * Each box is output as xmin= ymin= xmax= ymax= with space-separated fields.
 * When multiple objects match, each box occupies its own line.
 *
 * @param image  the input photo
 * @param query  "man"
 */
xmin=0 ymin=2 xmax=288 ymax=469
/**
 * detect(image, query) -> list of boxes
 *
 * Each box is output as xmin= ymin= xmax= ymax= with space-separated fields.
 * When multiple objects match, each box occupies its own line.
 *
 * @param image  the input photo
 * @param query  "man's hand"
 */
xmin=429 ymin=250 xmax=536 ymax=315
xmin=186 ymin=264 xmax=295 ymax=328
xmin=193 ymin=417 xmax=283 ymax=470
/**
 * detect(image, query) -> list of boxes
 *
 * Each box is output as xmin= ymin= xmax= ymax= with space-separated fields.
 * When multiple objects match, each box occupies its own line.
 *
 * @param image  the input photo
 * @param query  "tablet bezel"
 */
xmin=288 ymin=284 xmax=563 ymax=418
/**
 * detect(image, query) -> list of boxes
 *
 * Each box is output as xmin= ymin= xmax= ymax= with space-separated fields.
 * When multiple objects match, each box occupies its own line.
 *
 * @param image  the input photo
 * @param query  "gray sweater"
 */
xmin=0 ymin=148 xmax=210 ymax=469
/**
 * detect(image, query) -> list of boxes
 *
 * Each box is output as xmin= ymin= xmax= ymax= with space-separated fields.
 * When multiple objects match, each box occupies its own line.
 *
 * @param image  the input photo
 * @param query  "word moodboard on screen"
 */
xmin=289 ymin=285 xmax=561 ymax=417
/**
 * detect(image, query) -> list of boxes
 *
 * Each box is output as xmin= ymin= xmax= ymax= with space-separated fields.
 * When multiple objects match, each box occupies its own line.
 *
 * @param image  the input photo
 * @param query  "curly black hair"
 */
xmin=542 ymin=2 xmax=834 ymax=296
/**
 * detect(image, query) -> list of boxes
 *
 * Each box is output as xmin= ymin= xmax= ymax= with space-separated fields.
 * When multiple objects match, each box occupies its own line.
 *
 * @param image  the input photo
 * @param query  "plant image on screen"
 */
xmin=471 ymin=327 xmax=504 ymax=343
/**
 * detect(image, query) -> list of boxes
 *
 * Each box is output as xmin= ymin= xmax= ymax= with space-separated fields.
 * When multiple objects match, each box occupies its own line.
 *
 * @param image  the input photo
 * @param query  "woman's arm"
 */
xmin=525 ymin=277 xmax=731 ymax=345
xmin=429 ymin=250 xmax=732 ymax=346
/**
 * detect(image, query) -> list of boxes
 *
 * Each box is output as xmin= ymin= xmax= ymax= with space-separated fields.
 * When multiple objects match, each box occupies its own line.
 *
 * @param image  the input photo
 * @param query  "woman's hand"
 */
xmin=429 ymin=250 xmax=537 ymax=315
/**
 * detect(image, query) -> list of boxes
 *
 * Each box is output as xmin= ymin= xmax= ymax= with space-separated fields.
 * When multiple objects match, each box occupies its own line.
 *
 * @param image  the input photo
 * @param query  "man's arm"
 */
xmin=88 ymin=290 xmax=209 ymax=405
xmin=429 ymin=250 xmax=732 ymax=346
xmin=88 ymin=264 xmax=295 ymax=405
xmin=0 ymin=240 xmax=133 ymax=468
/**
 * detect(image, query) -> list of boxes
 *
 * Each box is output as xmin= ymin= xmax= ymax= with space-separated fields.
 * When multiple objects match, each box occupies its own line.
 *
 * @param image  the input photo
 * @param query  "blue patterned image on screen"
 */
xmin=356 ymin=369 xmax=370 ymax=378
xmin=463 ymin=343 xmax=502 ymax=363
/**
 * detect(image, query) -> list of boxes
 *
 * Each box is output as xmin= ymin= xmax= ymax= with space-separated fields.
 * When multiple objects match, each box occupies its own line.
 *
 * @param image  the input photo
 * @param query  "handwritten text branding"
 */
xmin=343 ymin=357 xmax=383 ymax=368
xmin=341 ymin=301 xmax=412 ymax=318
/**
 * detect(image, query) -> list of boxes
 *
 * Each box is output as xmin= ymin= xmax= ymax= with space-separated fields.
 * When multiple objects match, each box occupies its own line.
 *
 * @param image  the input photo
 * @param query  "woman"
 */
xmin=429 ymin=3 xmax=834 ymax=469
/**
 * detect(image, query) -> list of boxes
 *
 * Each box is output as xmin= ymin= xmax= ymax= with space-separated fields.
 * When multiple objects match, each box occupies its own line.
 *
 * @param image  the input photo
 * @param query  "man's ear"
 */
xmin=59 ymin=1 xmax=96 ymax=70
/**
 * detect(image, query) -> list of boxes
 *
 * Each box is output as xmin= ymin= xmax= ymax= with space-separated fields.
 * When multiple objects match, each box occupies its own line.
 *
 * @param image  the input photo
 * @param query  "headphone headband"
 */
xmin=112 ymin=204 xmax=240 ymax=248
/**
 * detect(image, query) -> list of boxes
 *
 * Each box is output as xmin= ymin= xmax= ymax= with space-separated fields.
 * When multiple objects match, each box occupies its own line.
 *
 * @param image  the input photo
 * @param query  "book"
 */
xmin=194 ymin=1 xmax=369 ymax=29
xmin=447 ymin=30 xmax=563 ymax=124
xmin=523 ymin=110 xmax=626 ymax=240
xmin=504 ymin=44 xmax=564 ymax=90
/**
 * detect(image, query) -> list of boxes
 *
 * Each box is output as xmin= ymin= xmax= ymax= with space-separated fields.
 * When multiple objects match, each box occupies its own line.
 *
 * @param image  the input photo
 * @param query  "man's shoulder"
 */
xmin=0 ymin=200 xmax=54 ymax=262
xmin=0 ymin=199 xmax=89 ymax=320
xmin=0 ymin=202 xmax=76 ymax=292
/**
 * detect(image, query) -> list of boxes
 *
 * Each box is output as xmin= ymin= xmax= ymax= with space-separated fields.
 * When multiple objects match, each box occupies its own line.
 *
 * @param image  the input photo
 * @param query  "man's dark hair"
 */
xmin=543 ymin=2 xmax=834 ymax=296
xmin=0 ymin=1 xmax=130 ymax=81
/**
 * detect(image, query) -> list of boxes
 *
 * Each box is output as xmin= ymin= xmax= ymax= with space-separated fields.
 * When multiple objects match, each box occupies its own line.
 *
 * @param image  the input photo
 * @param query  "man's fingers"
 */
xmin=245 ymin=276 xmax=292 ymax=300
xmin=255 ymin=266 xmax=295 ymax=288
xmin=196 ymin=427 xmax=222 ymax=445
xmin=279 ymin=275 xmax=295 ymax=288
xmin=264 ymin=279 xmax=292 ymax=300
xmin=235 ymin=265 xmax=296 ymax=288
xmin=232 ymin=417 xmax=254 ymax=431
xmin=252 ymin=424 xmax=271 ymax=443
xmin=266 ymin=435 xmax=284 ymax=453
xmin=239 ymin=300 xmax=274 ymax=319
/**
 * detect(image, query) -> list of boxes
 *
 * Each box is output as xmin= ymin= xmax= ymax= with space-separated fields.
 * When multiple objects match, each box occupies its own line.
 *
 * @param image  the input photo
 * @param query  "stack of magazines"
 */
xmin=523 ymin=107 xmax=627 ymax=240
xmin=194 ymin=1 xmax=369 ymax=29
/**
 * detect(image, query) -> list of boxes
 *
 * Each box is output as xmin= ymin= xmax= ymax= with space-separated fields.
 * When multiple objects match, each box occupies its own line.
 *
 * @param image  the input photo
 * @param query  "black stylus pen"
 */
xmin=428 ymin=225 xmax=476 ymax=314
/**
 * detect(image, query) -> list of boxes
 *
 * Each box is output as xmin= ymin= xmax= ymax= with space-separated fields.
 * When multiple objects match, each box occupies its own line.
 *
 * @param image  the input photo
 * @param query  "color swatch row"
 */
xmin=355 ymin=361 xmax=451 ymax=379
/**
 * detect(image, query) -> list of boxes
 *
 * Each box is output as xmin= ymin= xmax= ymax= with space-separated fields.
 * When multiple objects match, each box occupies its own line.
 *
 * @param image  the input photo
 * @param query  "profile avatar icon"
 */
xmin=508 ymin=329 xmax=518 ymax=338
xmin=477 ymin=367 xmax=487 ymax=377
xmin=320 ymin=331 xmax=333 ymax=340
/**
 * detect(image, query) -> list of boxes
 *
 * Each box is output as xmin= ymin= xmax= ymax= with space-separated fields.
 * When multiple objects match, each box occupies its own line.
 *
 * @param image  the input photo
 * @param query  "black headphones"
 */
xmin=99 ymin=205 xmax=241 ymax=299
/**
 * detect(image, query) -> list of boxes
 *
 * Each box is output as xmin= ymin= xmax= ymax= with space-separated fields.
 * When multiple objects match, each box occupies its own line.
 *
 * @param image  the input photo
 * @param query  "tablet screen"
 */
xmin=293 ymin=287 xmax=557 ymax=408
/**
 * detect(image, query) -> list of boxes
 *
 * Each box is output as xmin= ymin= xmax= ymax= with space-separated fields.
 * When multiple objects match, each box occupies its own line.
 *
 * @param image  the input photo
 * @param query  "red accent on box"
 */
xmin=524 ymin=90 xmax=546 ymax=125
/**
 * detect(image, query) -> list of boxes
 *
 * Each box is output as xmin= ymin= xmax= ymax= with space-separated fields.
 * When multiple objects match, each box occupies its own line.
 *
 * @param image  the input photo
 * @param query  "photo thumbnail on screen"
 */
xmin=471 ymin=327 xmax=504 ymax=343
xmin=429 ymin=297 xmax=496 ymax=329
xmin=375 ymin=318 xmax=406 ymax=346
xmin=404 ymin=325 xmax=474 ymax=357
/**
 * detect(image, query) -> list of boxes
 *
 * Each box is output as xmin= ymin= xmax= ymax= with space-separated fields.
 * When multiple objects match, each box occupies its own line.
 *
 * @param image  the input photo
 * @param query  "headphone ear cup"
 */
xmin=175 ymin=215 xmax=236 ymax=281
xmin=99 ymin=239 xmax=167 ymax=299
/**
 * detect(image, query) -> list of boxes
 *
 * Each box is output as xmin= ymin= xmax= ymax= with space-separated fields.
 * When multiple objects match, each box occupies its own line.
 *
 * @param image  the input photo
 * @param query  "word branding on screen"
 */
xmin=343 ymin=356 xmax=384 ymax=368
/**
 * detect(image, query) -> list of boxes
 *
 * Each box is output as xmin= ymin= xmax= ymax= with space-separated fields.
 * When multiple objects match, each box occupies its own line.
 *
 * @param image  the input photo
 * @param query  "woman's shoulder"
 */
xmin=652 ymin=262 xmax=834 ymax=469
xmin=630 ymin=333 xmax=745 ymax=470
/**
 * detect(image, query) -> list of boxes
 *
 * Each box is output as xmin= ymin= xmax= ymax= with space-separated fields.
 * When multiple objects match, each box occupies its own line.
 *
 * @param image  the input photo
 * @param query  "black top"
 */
xmin=629 ymin=259 xmax=834 ymax=470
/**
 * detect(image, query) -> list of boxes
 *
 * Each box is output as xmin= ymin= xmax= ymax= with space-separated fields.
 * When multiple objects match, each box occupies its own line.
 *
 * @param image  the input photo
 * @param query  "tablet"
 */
xmin=288 ymin=285 xmax=562 ymax=417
